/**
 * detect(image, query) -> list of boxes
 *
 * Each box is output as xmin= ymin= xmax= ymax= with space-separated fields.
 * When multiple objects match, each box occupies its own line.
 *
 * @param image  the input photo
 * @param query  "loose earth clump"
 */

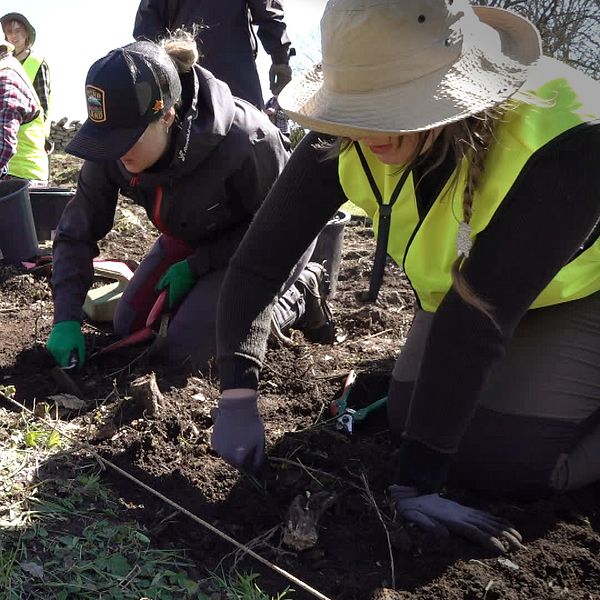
xmin=0 ymin=153 xmax=599 ymax=599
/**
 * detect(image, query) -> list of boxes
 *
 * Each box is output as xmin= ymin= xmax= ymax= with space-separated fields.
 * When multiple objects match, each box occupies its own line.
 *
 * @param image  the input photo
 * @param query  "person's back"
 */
xmin=133 ymin=0 xmax=293 ymax=109
xmin=1 ymin=13 xmax=50 ymax=184
xmin=0 ymin=39 xmax=39 ymax=179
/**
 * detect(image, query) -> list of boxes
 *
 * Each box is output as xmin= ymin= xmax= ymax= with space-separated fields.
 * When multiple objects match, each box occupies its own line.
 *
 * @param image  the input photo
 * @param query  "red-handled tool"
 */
xmin=90 ymin=289 xmax=168 ymax=357
xmin=330 ymin=370 xmax=358 ymax=417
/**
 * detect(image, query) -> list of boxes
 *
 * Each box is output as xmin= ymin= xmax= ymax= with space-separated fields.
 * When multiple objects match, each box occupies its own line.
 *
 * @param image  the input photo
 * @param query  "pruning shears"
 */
xmin=329 ymin=369 xmax=388 ymax=434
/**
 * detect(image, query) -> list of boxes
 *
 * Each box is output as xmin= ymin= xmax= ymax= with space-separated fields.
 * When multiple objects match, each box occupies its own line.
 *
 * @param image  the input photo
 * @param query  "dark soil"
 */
xmin=1 ymin=153 xmax=599 ymax=600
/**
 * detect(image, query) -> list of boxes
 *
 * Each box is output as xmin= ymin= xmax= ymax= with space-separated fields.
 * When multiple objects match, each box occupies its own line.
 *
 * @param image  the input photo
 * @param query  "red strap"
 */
xmin=153 ymin=186 xmax=171 ymax=235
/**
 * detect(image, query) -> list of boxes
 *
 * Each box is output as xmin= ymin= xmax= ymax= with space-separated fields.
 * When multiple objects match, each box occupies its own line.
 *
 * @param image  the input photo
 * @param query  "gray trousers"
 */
xmin=114 ymin=234 xmax=315 ymax=370
xmin=389 ymin=291 xmax=600 ymax=494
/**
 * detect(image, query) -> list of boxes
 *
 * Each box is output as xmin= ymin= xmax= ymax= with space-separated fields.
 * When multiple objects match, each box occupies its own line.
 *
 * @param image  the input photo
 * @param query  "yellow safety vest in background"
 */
xmin=7 ymin=52 xmax=48 ymax=181
xmin=339 ymin=57 xmax=600 ymax=312
xmin=23 ymin=53 xmax=51 ymax=137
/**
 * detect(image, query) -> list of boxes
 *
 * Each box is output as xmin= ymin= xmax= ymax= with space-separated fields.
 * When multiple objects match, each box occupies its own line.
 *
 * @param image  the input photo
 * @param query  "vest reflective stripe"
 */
xmin=7 ymin=53 xmax=48 ymax=181
xmin=339 ymin=58 xmax=600 ymax=312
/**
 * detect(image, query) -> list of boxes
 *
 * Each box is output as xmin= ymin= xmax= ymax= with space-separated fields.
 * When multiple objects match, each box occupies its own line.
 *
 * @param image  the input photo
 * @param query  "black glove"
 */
xmin=269 ymin=63 xmax=292 ymax=95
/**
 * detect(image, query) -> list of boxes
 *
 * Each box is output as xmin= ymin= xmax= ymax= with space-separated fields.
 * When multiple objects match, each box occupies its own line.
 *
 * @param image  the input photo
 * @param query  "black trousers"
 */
xmin=389 ymin=291 xmax=600 ymax=493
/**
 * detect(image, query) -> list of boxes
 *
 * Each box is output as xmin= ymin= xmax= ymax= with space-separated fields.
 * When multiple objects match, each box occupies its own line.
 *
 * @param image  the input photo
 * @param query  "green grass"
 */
xmin=1 ymin=464 xmax=201 ymax=599
xmin=210 ymin=570 xmax=293 ymax=600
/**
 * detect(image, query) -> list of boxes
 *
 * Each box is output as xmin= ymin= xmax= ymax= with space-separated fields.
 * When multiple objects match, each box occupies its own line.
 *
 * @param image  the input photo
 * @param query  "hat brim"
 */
xmin=65 ymin=120 xmax=146 ymax=162
xmin=279 ymin=7 xmax=542 ymax=137
xmin=1 ymin=13 xmax=35 ymax=45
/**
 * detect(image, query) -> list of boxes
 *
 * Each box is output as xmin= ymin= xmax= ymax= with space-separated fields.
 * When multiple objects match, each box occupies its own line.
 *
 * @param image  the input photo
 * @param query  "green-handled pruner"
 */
xmin=329 ymin=370 xmax=388 ymax=434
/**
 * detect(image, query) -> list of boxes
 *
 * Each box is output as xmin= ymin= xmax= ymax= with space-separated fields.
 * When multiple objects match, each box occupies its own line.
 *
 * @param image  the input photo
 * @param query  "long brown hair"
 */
xmin=441 ymin=108 xmax=506 ymax=323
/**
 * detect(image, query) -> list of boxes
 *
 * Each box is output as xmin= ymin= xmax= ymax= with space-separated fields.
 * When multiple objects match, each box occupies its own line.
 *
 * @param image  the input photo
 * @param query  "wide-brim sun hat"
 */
xmin=0 ymin=13 xmax=36 ymax=46
xmin=279 ymin=0 xmax=542 ymax=138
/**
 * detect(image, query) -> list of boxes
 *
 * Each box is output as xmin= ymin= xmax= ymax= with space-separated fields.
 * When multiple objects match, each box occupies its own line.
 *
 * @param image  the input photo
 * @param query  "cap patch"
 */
xmin=152 ymin=99 xmax=164 ymax=114
xmin=86 ymin=85 xmax=106 ymax=123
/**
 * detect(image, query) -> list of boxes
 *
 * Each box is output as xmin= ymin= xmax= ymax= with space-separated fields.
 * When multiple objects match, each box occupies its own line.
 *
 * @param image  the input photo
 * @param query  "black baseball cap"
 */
xmin=66 ymin=41 xmax=182 ymax=161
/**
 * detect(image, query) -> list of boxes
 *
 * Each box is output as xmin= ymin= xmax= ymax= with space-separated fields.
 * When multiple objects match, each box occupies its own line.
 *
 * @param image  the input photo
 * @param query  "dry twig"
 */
xmin=360 ymin=472 xmax=395 ymax=590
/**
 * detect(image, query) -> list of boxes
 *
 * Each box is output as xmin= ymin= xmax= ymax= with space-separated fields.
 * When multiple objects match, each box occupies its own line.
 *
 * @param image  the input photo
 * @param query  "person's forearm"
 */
xmin=0 ymin=116 xmax=21 ymax=174
xmin=51 ymin=237 xmax=97 ymax=323
xmin=248 ymin=0 xmax=292 ymax=61
xmin=52 ymin=161 xmax=120 ymax=322
xmin=217 ymin=132 xmax=346 ymax=390
xmin=32 ymin=65 xmax=50 ymax=122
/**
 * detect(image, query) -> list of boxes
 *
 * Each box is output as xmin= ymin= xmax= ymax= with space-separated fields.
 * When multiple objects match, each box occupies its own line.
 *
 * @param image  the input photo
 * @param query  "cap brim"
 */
xmin=279 ymin=7 xmax=541 ymax=137
xmin=65 ymin=120 xmax=145 ymax=161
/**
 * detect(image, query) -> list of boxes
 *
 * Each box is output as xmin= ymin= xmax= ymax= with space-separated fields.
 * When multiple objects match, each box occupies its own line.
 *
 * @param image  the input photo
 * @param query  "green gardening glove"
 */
xmin=156 ymin=259 xmax=197 ymax=309
xmin=46 ymin=320 xmax=85 ymax=368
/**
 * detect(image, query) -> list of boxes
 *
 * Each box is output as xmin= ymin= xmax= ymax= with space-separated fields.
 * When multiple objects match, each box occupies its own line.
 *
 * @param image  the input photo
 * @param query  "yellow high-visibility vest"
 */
xmin=22 ymin=53 xmax=51 ymax=136
xmin=6 ymin=52 xmax=48 ymax=181
xmin=339 ymin=58 xmax=600 ymax=312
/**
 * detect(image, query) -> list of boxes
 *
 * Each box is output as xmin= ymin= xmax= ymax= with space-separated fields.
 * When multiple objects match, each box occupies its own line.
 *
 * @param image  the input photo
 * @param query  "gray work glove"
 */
xmin=269 ymin=63 xmax=292 ymax=95
xmin=390 ymin=485 xmax=524 ymax=553
xmin=211 ymin=389 xmax=265 ymax=473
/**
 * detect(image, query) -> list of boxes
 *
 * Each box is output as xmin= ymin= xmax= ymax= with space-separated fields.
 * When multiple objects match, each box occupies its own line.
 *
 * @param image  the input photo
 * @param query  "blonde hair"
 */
xmin=159 ymin=28 xmax=199 ymax=74
xmin=442 ymin=108 xmax=505 ymax=323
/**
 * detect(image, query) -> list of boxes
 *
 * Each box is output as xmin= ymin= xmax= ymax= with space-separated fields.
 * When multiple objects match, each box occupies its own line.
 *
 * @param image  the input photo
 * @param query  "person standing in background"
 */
xmin=1 ymin=12 xmax=51 ymax=185
xmin=133 ymin=0 xmax=294 ymax=109
xmin=0 ymin=38 xmax=39 ymax=178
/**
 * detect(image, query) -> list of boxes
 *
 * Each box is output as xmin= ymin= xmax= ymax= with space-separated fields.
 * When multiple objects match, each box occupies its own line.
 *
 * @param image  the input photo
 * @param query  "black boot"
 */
xmin=271 ymin=262 xmax=335 ymax=345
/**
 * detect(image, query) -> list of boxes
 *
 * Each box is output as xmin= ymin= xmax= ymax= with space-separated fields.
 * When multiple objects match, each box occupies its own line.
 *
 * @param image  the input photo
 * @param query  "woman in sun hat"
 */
xmin=1 ymin=12 xmax=51 ymax=184
xmin=46 ymin=29 xmax=333 ymax=373
xmin=213 ymin=0 xmax=600 ymax=551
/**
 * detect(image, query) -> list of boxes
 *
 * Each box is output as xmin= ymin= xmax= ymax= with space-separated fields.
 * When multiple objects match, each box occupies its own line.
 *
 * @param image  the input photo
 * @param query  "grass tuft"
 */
xmin=210 ymin=570 xmax=293 ymax=600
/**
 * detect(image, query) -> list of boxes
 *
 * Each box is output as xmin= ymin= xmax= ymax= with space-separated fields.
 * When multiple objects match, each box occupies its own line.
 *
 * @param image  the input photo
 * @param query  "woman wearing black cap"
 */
xmin=46 ymin=30 xmax=333 ymax=373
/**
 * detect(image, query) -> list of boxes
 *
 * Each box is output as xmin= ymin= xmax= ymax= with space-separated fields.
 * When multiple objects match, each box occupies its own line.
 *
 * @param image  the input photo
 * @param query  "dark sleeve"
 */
xmin=217 ymin=131 xmax=347 ymax=389
xmin=247 ymin=0 xmax=292 ymax=64
xmin=31 ymin=61 xmax=50 ymax=128
xmin=133 ymin=0 xmax=176 ymax=40
xmin=187 ymin=124 xmax=290 ymax=277
xmin=397 ymin=124 xmax=600 ymax=491
xmin=186 ymin=222 xmax=249 ymax=278
xmin=52 ymin=161 xmax=120 ymax=323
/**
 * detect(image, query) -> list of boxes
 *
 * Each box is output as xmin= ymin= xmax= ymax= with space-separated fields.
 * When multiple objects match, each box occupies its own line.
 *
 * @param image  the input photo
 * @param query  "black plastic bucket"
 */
xmin=29 ymin=187 xmax=75 ymax=241
xmin=0 ymin=179 xmax=38 ymax=264
xmin=310 ymin=209 xmax=351 ymax=296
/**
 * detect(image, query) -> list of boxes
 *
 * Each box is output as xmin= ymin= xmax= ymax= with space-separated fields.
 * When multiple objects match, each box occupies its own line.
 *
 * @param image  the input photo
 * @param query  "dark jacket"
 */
xmin=133 ymin=0 xmax=292 ymax=109
xmin=52 ymin=64 xmax=290 ymax=323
